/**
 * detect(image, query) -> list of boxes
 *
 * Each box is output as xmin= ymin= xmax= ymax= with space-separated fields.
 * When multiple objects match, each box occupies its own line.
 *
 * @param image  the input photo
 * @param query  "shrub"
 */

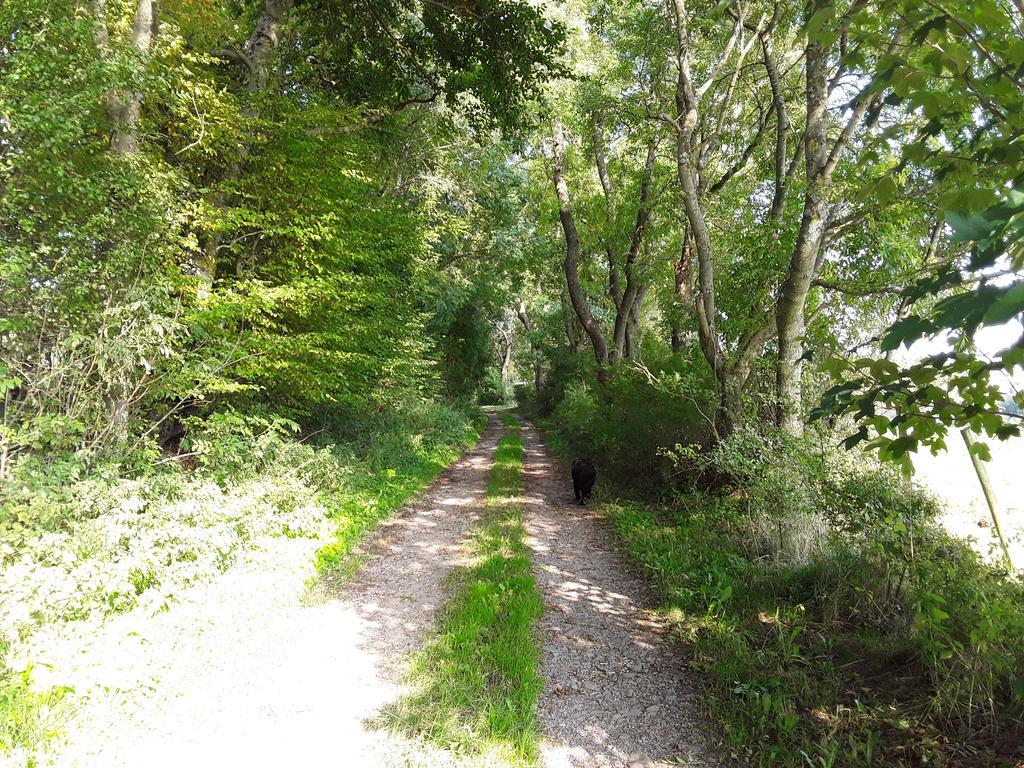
xmin=0 ymin=399 xmax=483 ymax=657
xmin=478 ymin=369 xmax=515 ymax=405
xmin=543 ymin=395 xmax=1024 ymax=765
xmin=0 ymin=655 xmax=69 ymax=757
xmin=542 ymin=359 xmax=711 ymax=494
xmin=180 ymin=409 xmax=301 ymax=482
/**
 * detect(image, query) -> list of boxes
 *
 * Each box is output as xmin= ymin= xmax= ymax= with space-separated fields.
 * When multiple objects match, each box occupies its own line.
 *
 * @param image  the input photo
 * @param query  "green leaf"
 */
xmin=1003 ymin=346 xmax=1024 ymax=370
xmin=881 ymin=316 xmax=934 ymax=352
xmin=931 ymin=607 xmax=950 ymax=622
xmin=968 ymin=440 xmax=992 ymax=462
xmin=876 ymin=176 xmax=898 ymax=204
xmin=842 ymin=427 xmax=869 ymax=449
xmin=982 ymin=281 xmax=1024 ymax=325
xmin=1012 ymin=677 xmax=1024 ymax=700
xmin=806 ymin=5 xmax=837 ymax=44
xmin=946 ymin=209 xmax=993 ymax=242
xmin=869 ymin=358 xmax=898 ymax=378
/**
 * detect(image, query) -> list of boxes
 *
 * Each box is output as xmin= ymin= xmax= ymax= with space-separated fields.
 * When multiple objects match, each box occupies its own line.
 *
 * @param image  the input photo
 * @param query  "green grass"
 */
xmin=530 ymin=405 xmax=1024 ymax=765
xmin=0 ymin=651 xmax=70 ymax=756
xmin=313 ymin=411 xmax=487 ymax=577
xmin=377 ymin=414 xmax=544 ymax=765
xmin=599 ymin=498 xmax=1024 ymax=768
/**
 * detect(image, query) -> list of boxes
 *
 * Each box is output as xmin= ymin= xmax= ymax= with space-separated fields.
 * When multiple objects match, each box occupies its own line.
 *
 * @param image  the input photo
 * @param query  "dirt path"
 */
xmin=41 ymin=417 xmax=504 ymax=768
xmin=519 ymin=420 xmax=721 ymax=768
xmin=34 ymin=415 xmax=720 ymax=768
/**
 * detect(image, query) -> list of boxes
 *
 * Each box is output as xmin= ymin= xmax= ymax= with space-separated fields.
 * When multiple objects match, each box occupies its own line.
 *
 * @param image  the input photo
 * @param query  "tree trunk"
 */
xmin=775 ymin=9 xmax=892 ymax=435
xmin=500 ymin=343 xmax=512 ymax=383
xmin=670 ymin=325 xmax=684 ymax=354
xmin=516 ymin=302 xmax=545 ymax=392
xmin=762 ymin=32 xmax=790 ymax=222
xmin=625 ymin=284 xmax=646 ymax=360
xmin=775 ymin=199 xmax=827 ymax=435
xmin=89 ymin=0 xmax=158 ymax=438
xmin=560 ymin=289 xmax=582 ymax=353
xmin=669 ymin=31 xmax=724 ymax=387
xmin=494 ymin=317 xmax=514 ymax=386
xmin=552 ymin=122 xmax=610 ymax=377
xmin=775 ymin=16 xmax=829 ymax=437
xmin=671 ymin=235 xmax=694 ymax=353
xmin=112 ymin=0 xmax=157 ymax=154
xmin=594 ymin=122 xmax=624 ymax=312
xmin=197 ymin=0 xmax=294 ymax=287
xmin=715 ymin=371 xmax=744 ymax=438
xmin=93 ymin=0 xmax=158 ymax=155
xmin=244 ymin=0 xmax=294 ymax=93
xmin=668 ymin=0 xmax=744 ymax=435
xmin=609 ymin=139 xmax=658 ymax=366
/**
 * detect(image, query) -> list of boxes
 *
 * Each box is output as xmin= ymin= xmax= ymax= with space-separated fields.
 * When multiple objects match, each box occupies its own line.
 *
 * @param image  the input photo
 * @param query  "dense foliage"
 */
xmin=0 ymin=0 xmax=557 ymax=757
xmin=0 ymin=0 xmax=562 ymax=475
xmin=3 ymin=0 xmax=1023 ymax=764
xmin=509 ymin=0 xmax=1024 ymax=764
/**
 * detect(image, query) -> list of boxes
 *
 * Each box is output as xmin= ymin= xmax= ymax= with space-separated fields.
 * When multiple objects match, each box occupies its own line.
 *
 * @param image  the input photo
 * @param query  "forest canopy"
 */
xmin=1 ymin=0 xmax=1020 ymax=466
xmin=0 ymin=0 xmax=564 ymax=464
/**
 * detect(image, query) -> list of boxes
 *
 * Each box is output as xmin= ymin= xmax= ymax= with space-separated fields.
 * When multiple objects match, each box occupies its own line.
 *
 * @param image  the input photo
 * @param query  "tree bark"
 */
xmin=667 ymin=0 xmax=756 ymax=437
xmin=671 ymin=233 xmax=694 ymax=352
xmin=552 ymin=122 xmax=610 ymax=376
xmin=594 ymin=123 xmax=625 ymax=311
xmin=94 ymin=0 xmax=158 ymax=155
xmin=624 ymin=283 xmax=646 ymax=360
xmin=494 ymin=318 xmax=514 ymax=386
xmin=500 ymin=343 xmax=512 ymax=383
xmin=197 ymin=0 xmax=294 ymax=286
xmin=244 ymin=0 xmax=294 ymax=93
xmin=516 ymin=301 xmax=545 ymax=391
xmin=775 ymin=14 xmax=830 ymax=434
xmin=762 ymin=31 xmax=790 ymax=222
xmin=560 ymin=288 xmax=583 ymax=353
xmin=961 ymin=428 xmax=1014 ymax=569
xmin=775 ymin=16 xmax=892 ymax=435
xmin=610 ymin=138 xmax=658 ymax=365
xmin=669 ymin=0 xmax=751 ymax=434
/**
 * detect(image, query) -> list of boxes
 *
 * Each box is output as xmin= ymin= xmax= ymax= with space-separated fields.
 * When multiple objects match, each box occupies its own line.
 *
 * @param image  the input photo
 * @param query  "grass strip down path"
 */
xmin=378 ymin=414 xmax=543 ymax=766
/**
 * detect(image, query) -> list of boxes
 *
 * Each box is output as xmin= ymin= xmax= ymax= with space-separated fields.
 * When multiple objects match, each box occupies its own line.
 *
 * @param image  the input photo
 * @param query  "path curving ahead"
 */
xmin=519 ymin=419 xmax=721 ymax=768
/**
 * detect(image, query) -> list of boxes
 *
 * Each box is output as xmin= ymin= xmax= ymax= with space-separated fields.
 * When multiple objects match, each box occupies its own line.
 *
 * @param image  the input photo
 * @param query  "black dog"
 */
xmin=571 ymin=458 xmax=597 ymax=505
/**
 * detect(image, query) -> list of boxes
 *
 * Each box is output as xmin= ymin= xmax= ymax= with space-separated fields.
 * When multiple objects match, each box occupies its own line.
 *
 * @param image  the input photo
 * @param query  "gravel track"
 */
xmin=519 ymin=419 xmax=721 ymax=768
xmin=38 ymin=417 xmax=503 ymax=768
xmin=30 ymin=415 xmax=721 ymax=768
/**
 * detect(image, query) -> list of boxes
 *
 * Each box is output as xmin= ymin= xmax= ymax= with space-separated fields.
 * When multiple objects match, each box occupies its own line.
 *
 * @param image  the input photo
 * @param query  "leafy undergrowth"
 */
xmin=530 ymin=402 xmax=1024 ymax=767
xmin=601 ymin=499 xmax=1024 ymax=767
xmin=0 ymin=648 xmax=69 ymax=758
xmin=312 ymin=407 xmax=487 ymax=578
xmin=377 ymin=414 xmax=543 ymax=766
xmin=0 ymin=400 xmax=484 ymax=758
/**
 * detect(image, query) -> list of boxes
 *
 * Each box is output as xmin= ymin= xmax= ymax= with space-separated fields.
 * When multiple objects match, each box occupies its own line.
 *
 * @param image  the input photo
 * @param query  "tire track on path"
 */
xmin=519 ymin=419 xmax=721 ymax=768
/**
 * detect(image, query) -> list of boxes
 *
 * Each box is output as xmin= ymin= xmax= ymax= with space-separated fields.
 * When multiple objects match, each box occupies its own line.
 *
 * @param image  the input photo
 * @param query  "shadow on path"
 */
xmin=519 ymin=419 xmax=721 ymax=768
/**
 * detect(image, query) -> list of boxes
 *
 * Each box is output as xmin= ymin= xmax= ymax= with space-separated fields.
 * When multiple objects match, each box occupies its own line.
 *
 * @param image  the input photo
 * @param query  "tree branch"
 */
xmin=811 ymin=277 xmax=901 ymax=296
xmin=708 ymin=105 xmax=771 ymax=195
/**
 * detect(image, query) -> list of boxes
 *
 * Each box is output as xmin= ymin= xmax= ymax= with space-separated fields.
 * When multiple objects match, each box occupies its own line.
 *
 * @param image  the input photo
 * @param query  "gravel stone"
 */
xmin=37 ymin=418 xmax=504 ymax=768
xmin=519 ymin=419 xmax=722 ymax=768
